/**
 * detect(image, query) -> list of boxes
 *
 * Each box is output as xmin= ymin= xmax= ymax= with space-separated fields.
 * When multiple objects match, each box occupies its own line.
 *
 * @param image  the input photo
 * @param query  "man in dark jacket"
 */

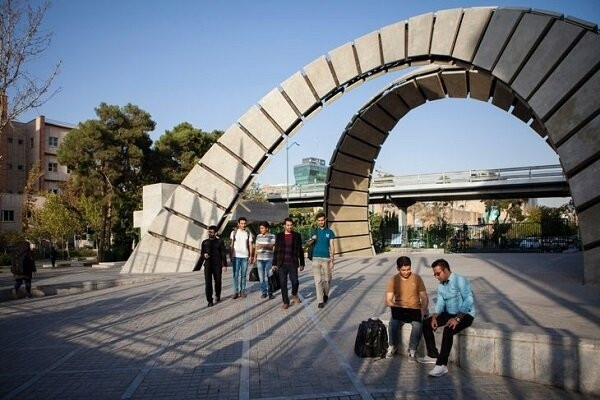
xmin=272 ymin=218 xmax=305 ymax=310
xmin=195 ymin=225 xmax=228 ymax=307
xmin=11 ymin=241 xmax=36 ymax=299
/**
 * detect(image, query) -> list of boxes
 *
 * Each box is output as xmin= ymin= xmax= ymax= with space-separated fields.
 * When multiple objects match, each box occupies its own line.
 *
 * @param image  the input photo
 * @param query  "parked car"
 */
xmin=409 ymin=239 xmax=425 ymax=248
xmin=519 ymin=238 xmax=541 ymax=249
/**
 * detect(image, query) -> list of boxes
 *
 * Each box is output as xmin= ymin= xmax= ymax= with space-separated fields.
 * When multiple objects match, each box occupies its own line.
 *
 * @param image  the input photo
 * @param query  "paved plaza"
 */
xmin=0 ymin=253 xmax=598 ymax=399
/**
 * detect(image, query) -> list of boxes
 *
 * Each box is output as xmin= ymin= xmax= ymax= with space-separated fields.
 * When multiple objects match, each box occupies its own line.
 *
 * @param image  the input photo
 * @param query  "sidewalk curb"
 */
xmin=0 ymin=276 xmax=164 ymax=302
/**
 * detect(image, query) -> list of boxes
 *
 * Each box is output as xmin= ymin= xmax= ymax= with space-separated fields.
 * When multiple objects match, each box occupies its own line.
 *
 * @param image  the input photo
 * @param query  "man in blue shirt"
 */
xmin=308 ymin=212 xmax=336 ymax=309
xmin=418 ymin=258 xmax=475 ymax=377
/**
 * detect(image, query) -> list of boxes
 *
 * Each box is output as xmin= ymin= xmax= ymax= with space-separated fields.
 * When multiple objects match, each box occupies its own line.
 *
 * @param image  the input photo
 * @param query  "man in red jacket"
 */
xmin=272 ymin=218 xmax=305 ymax=310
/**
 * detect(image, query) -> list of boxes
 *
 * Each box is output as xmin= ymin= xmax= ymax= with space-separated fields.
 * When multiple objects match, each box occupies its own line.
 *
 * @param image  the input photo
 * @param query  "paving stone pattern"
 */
xmin=0 ymin=254 xmax=597 ymax=399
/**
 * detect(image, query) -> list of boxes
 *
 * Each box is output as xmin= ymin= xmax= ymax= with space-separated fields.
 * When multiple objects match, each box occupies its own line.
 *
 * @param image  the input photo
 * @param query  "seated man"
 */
xmin=385 ymin=256 xmax=428 ymax=361
xmin=418 ymin=258 xmax=476 ymax=377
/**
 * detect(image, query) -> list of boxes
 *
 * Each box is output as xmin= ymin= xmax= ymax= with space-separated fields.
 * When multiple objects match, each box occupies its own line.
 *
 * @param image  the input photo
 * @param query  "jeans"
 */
xmin=232 ymin=257 xmax=248 ymax=293
xmin=422 ymin=312 xmax=474 ymax=365
xmin=256 ymin=259 xmax=273 ymax=295
xmin=278 ymin=264 xmax=299 ymax=305
xmin=388 ymin=317 xmax=423 ymax=352
xmin=311 ymin=257 xmax=332 ymax=303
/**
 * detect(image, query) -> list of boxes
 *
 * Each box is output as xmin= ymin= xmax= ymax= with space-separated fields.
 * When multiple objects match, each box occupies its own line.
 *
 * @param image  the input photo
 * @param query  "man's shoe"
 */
xmin=268 ymin=294 xmax=275 ymax=300
xmin=417 ymin=355 xmax=438 ymax=364
xmin=232 ymin=292 xmax=239 ymax=299
xmin=240 ymin=292 xmax=246 ymax=298
xmin=216 ymin=297 xmax=221 ymax=303
xmin=281 ymin=303 xmax=289 ymax=310
xmin=261 ymin=293 xmax=268 ymax=298
xmin=292 ymin=295 xmax=301 ymax=304
xmin=408 ymin=350 xmax=417 ymax=363
xmin=385 ymin=345 xmax=397 ymax=359
xmin=317 ymin=303 xmax=324 ymax=309
xmin=428 ymin=365 xmax=448 ymax=377
xmin=323 ymin=294 xmax=328 ymax=303
xmin=207 ymin=302 xmax=214 ymax=307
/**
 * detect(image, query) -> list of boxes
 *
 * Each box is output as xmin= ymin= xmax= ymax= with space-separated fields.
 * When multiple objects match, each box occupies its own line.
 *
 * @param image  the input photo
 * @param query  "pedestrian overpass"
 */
xmin=267 ymin=164 xmax=569 ymax=208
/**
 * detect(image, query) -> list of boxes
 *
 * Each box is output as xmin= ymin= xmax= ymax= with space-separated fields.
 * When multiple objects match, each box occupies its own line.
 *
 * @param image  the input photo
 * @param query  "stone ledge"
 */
xmin=0 ymin=276 xmax=164 ymax=303
xmin=389 ymin=320 xmax=598 ymax=395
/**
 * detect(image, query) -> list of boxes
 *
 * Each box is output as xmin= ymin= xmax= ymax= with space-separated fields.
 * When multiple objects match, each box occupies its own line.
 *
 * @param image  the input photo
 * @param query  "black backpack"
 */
xmin=354 ymin=318 xmax=388 ymax=358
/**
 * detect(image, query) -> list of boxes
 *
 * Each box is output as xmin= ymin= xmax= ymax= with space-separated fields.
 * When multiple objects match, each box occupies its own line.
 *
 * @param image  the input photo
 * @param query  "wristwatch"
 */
xmin=455 ymin=316 xmax=461 ymax=322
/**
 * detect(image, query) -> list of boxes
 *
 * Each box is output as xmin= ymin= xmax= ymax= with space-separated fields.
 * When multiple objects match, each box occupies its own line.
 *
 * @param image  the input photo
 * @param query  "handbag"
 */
xmin=248 ymin=265 xmax=259 ymax=282
xmin=306 ymin=230 xmax=316 ymax=261
xmin=307 ymin=241 xmax=314 ymax=261
xmin=269 ymin=268 xmax=280 ymax=293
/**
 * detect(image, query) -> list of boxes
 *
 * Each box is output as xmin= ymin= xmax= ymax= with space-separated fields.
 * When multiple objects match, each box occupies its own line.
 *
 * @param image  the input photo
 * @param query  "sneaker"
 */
xmin=268 ymin=294 xmax=275 ymax=300
xmin=281 ymin=303 xmax=289 ymax=310
xmin=317 ymin=303 xmax=324 ymax=309
xmin=408 ymin=350 xmax=416 ymax=363
xmin=261 ymin=293 xmax=267 ymax=298
xmin=240 ymin=292 xmax=246 ymax=298
xmin=292 ymin=295 xmax=301 ymax=304
xmin=428 ymin=364 xmax=448 ymax=377
xmin=323 ymin=294 xmax=329 ymax=303
xmin=417 ymin=356 xmax=438 ymax=364
xmin=207 ymin=302 xmax=214 ymax=307
xmin=232 ymin=292 xmax=239 ymax=299
xmin=386 ymin=345 xmax=397 ymax=358
xmin=216 ymin=297 xmax=221 ymax=303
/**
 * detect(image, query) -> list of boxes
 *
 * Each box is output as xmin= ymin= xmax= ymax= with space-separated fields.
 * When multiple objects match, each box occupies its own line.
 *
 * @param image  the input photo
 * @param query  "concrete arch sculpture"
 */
xmin=123 ymin=7 xmax=599 ymax=284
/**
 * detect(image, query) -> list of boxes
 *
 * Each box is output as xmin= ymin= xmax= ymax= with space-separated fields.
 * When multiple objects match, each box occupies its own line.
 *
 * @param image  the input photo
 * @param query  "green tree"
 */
xmin=369 ymin=211 xmax=384 ymax=253
xmin=33 ymin=192 xmax=83 ymax=257
xmin=21 ymin=161 xmax=43 ymax=233
xmin=57 ymin=103 xmax=155 ymax=261
xmin=241 ymin=182 xmax=267 ymax=202
xmin=152 ymin=122 xmax=222 ymax=183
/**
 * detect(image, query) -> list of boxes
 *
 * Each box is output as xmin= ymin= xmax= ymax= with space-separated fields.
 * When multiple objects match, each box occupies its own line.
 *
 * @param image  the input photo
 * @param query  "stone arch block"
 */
xmin=124 ymin=7 xmax=600 ymax=286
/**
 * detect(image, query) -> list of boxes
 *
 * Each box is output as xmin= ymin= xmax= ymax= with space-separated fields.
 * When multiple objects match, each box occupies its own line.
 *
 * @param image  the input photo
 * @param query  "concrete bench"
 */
xmin=388 ymin=320 xmax=598 ymax=395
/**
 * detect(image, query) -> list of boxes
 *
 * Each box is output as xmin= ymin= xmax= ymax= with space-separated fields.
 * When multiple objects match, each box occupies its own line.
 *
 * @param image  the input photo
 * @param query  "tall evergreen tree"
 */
xmin=58 ymin=103 xmax=155 ymax=261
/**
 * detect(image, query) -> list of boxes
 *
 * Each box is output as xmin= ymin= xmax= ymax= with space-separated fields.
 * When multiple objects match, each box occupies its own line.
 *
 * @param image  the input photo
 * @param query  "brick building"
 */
xmin=0 ymin=116 xmax=73 ymax=232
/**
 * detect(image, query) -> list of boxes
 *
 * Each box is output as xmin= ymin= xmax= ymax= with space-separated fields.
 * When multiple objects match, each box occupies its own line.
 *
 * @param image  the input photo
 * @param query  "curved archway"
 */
xmin=124 ymin=7 xmax=599 ymax=284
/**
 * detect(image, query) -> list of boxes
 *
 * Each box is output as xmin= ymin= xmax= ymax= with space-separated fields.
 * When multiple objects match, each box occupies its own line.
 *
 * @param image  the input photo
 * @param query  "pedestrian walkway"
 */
xmin=0 ymin=253 xmax=597 ymax=399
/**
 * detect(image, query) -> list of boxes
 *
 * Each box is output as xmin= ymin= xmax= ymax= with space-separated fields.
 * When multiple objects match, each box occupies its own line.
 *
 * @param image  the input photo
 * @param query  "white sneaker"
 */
xmin=408 ymin=350 xmax=416 ymax=363
xmin=385 ymin=345 xmax=397 ymax=358
xmin=428 ymin=364 xmax=448 ymax=377
xmin=417 ymin=355 xmax=437 ymax=364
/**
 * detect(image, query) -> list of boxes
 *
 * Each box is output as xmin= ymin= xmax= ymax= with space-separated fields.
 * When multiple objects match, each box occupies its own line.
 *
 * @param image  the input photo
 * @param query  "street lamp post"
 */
xmin=285 ymin=139 xmax=300 ymax=211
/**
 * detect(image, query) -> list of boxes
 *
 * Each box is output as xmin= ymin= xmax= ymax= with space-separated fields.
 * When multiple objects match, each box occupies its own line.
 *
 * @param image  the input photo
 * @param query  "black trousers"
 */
xmin=204 ymin=264 xmax=223 ymax=302
xmin=278 ymin=264 xmax=299 ymax=305
xmin=422 ymin=312 xmax=473 ymax=366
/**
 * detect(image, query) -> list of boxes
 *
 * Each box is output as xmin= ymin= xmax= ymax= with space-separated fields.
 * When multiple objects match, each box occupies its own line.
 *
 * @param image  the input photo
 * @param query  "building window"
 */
xmin=18 ymin=139 xmax=23 ymax=145
xmin=49 ymin=136 xmax=59 ymax=146
xmin=17 ymin=165 xmax=23 ymax=170
xmin=1 ymin=210 xmax=15 ymax=222
xmin=30 ymin=138 xmax=34 ymax=148
xmin=48 ymin=162 xmax=58 ymax=172
xmin=7 ymin=163 xmax=12 ymax=170
xmin=7 ymin=137 xmax=13 ymax=143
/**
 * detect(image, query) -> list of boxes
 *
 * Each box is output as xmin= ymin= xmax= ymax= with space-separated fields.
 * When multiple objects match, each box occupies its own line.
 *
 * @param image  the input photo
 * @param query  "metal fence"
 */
xmin=380 ymin=222 xmax=580 ymax=253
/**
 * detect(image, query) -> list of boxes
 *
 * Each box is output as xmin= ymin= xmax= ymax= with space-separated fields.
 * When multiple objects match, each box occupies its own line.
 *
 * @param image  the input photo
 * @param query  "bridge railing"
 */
xmin=371 ymin=164 xmax=564 ymax=188
xmin=266 ymin=164 xmax=565 ymax=198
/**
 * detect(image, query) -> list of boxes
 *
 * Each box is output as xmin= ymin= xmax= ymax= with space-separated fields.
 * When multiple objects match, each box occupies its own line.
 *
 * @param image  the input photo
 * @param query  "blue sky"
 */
xmin=21 ymin=0 xmax=600 ymax=188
